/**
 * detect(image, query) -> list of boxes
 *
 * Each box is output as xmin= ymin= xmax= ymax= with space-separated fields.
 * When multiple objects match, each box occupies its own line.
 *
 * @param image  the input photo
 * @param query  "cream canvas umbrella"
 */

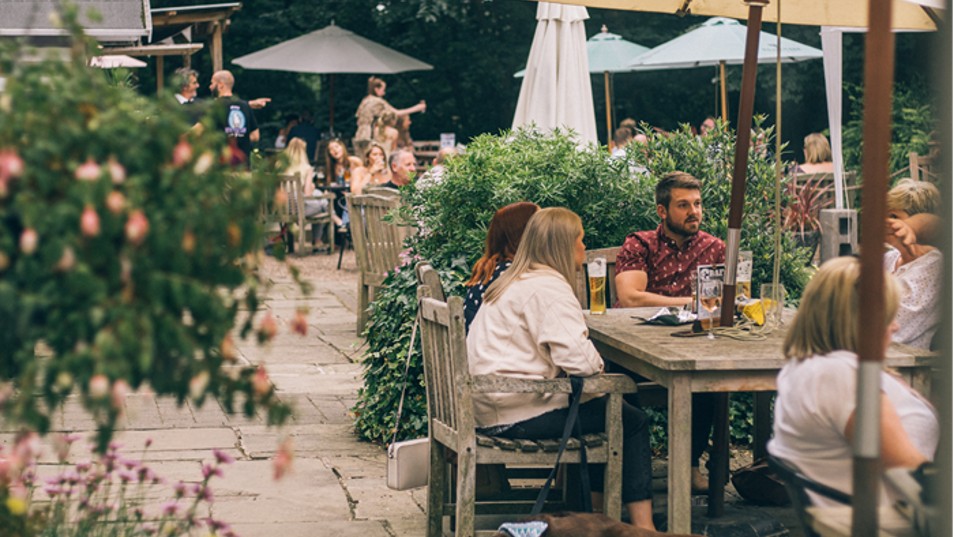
xmin=532 ymin=1 xmax=939 ymax=535
xmin=89 ymin=55 xmax=147 ymax=69
xmin=516 ymin=25 xmax=650 ymax=146
xmin=512 ymin=2 xmax=599 ymax=145
xmin=232 ymin=24 xmax=433 ymax=133
xmin=629 ymin=17 xmax=823 ymax=121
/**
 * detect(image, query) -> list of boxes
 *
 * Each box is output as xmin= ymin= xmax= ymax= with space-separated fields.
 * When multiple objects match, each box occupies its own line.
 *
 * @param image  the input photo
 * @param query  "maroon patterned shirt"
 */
xmin=616 ymin=224 xmax=726 ymax=298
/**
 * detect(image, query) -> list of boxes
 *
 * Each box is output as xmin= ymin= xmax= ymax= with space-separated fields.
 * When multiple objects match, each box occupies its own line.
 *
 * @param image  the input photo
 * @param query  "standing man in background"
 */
xmin=209 ymin=70 xmax=260 ymax=167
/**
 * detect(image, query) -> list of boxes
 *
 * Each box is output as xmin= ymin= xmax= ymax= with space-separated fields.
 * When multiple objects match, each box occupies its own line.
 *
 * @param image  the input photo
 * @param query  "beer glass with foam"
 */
xmin=587 ymin=257 xmax=607 ymax=315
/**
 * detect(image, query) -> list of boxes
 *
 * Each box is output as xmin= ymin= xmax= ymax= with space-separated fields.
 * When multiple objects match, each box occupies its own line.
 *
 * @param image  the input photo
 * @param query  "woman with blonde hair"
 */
xmin=373 ymin=111 xmax=400 ymax=153
xmin=281 ymin=138 xmax=341 ymax=250
xmin=797 ymin=132 xmax=835 ymax=173
xmin=350 ymin=143 xmax=392 ymax=195
xmin=768 ymin=256 xmax=938 ymax=506
xmin=467 ymin=207 xmax=655 ymax=529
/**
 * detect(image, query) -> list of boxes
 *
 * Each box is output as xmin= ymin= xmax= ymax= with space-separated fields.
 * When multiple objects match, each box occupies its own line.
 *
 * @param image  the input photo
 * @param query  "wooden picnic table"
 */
xmin=584 ymin=307 xmax=935 ymax=535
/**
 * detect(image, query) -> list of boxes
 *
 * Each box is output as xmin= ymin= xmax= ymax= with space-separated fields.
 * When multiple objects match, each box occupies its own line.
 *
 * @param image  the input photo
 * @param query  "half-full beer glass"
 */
xmin=587 ymin=257 xmax=607 ymax=315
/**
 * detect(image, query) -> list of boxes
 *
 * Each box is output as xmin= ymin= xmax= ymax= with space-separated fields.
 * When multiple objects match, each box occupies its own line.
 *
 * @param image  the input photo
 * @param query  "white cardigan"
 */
xmin=466 ymin=266 xmax=604 ymax=428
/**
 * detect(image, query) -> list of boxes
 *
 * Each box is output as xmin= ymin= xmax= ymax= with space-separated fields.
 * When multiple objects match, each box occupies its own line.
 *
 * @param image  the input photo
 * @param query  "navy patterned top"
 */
xmin=464 ymin=260 xmax=512 ymax=332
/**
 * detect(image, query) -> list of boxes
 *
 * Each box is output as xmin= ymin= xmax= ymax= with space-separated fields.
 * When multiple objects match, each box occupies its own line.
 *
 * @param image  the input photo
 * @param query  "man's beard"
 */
xmin=665 ymin=214 xmax=700 ymax=238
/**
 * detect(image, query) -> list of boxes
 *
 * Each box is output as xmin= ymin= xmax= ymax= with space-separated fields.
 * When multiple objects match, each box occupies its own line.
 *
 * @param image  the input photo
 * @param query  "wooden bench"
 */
xmin=347 ymin=193 xmax=414 ymax=333
xmin=264 ymin=173 xmax=334 ymax=256
xmin=417 ymin=266 xmax=637 ymax=536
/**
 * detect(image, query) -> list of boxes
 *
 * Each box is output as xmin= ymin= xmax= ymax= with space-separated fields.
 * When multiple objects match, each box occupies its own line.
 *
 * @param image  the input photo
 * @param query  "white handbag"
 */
xmin=386 ymin=320 xmax=429 ymax=491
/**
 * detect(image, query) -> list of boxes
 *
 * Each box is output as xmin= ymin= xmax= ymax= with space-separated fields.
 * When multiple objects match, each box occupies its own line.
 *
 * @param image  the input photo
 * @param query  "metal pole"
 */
xmin=605 ymin=71 xmax=613 ymax=151
xmin=329 ymin=73 xmax=336 ymax=135
xmin=852 ymin=0 xmax=894 ymax=534
xmin=719 ymin=1 xmax=766 ymax=328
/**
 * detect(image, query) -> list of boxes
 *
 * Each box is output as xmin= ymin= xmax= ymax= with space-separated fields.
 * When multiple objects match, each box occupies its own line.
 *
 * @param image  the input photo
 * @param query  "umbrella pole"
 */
xmin=604 ymin=71 xmax=613 ymax=151
xmin=852 ymin=0 xmax=895 ymax=534
xmin=328 ymin=74 xmax=336 ymax=136
xmin=720 ymin=60 xmax=728 ymax=123
xmin=719 ymin=1 xmax=765 ymax=328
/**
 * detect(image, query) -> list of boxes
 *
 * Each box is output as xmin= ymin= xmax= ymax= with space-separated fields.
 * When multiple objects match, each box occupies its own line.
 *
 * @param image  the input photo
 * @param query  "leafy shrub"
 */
xmin=353 ymin=125 xmax=813 ymax=445
xmin=0 ymin=12 xmax=293 ymax=450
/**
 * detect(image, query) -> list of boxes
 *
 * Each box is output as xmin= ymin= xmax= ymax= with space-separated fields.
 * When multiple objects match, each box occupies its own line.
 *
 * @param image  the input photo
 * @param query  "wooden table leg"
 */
xmin=753 ymin=392 xmax=773 ymax=460
xmin=669 ymin=375 xmax=693 ymax=534
xmin=708 ymin=393 xmax=729 ymax=518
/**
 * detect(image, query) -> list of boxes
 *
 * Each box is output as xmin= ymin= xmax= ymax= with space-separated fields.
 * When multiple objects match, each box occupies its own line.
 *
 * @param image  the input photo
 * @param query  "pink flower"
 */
xmin=75 ymin=158 xmax=101 ymax=181
xmin=51 ymin=433 xmax=74 ymax=463
xmin=106 ymin=191 xmax=126 ymax=214
xmin=258 ymin=312 xmax=277 ymax=342
xmin=80 ymin=206 xmax=100 ymax=237
xmin=55 ymin=247 xmax=76 ymax=272
xmin=274 ymin=187 xmax=288 ymax=208
xmin=273 ymin=437 xmax=293 ymax=480
xmin=88 ymin=374 xmax=109 ymax=399
xmin=111 ymin=379 xmax=130 ymax=412
xmin=0 ymin=149 xmax=24 ymax=179
xmin=19 ymin=228 xmax=38 ymax=255
xmin=172 ymin=139 xmax=193 ymax=167
xmin=213 ymin=449 xmax=234 ymax=465
xmin=220 ymin=334 xmax=237 ymax=363
xmin=124 ymin=210 xmax=149 ymax=245
xmin=291 ymin=308 xmax=308 ymax=336
xmin=161 ymin=500 xmax=178 ymax=516
xmin=252 ymin=366 xmax=271 ymax=397
xmin=201 ymin=462 xmax=222 ymax=479
xmin=107 ymin=158 xmax=126 ymax=184
xmin=173 ymin=481 xmax=187 ymax=498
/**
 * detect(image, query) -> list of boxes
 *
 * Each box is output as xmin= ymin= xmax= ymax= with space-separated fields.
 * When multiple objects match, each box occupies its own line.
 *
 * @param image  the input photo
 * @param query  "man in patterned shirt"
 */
xmin=615 ymin=171 xmax=725 ymax=493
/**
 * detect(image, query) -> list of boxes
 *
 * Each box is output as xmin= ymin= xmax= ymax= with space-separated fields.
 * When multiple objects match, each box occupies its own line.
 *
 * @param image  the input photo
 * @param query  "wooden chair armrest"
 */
xmin=471 ymin=374 xmax=636 ymax=395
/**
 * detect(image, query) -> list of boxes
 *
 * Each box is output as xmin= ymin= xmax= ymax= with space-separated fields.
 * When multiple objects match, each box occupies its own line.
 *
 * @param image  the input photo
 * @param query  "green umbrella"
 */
xmin=515 ymin=25 xmax=649 ymax=145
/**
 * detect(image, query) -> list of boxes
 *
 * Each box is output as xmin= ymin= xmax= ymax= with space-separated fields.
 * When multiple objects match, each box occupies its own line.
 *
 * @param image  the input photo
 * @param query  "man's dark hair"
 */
xmin=613 ymin=127 xmax=633 ymax=146
xmin=655 ymin=172 xmax=701 ymax=207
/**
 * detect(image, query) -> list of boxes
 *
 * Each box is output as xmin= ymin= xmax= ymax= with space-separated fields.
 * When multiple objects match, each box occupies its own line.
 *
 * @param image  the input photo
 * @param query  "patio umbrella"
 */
xmin=89 ymin=55 xmax=147 ymax=69
xmin=516 ymin=25 xmax=650 ymax=146
xmin=232 ymin=23 xmax=433 ymax=133
xmin=513 ymin=2 xmax=598 ymax=145
xmin=629 ymin=17 xmax=823 ymax=122
xmin=530 ymin=1 xmax=939 ymax=535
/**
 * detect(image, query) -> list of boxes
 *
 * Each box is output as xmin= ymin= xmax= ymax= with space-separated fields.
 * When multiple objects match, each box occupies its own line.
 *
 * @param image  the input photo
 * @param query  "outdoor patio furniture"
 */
xmin=768 ymin=454 xmax=851 ymax=537
xmin=574 ymin=246 xmax=621 ymax=309
xmin=908 ymin=150 xmax=939 ymax=184
xmin=411 ymin=140 xmax=441 ymax=167
xmin=347 ymin=193 xmax=413 ymax=333
xmin=416 ymin=269 xmax=638 ymax=537
xmin=264 ymin=173 xmax=334 ymax=256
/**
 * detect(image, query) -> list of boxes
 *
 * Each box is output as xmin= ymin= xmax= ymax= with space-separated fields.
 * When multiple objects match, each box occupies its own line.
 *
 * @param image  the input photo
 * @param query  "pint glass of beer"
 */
xmin=587 ymin=257 xmax=607 ymax=315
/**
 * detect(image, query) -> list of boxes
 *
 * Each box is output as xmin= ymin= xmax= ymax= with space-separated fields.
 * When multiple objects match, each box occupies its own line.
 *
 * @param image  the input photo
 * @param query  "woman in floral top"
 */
xmin=463 ymin=202 xmax=539 ymax=331
xmin=352 ymin=76 xmax=426 ymax=159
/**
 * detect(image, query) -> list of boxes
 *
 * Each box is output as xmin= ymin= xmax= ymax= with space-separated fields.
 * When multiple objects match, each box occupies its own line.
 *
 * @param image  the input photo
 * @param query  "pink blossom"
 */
xmin=172 ymin=139 xmax=193 ymax=167
xmin=291 ymin=308 xmax=308 ymax=336
xmin=106 ymin=190 xmax=126 ymax=214
xmin=80 ymin=205 xmax=100 ymax=237
xmin=252 ymin=366 xmax=271 ymax=397
xmin=201 ymin=462 xmax=222 ymax=479
xmin=220 ymin=334 xmax=237 ymax=363
xmin=111 ymin=379 xmax=130 ymax=412
xmin=274 ymin=187 xmax=288 ymax=208
xmin=273 ymin=437 xmax=294 ymax=480
xmin=55 ymin=246 xmax=76 ymax=272
xmin=213 ymin=449 xmax=235 ymax=465
xmin=75 ymin=158 xmax=101 ymax=181
xmin=88 ymin=374 xmax=109 ymax=399
xmin=51 ymin=433 xmax=74 ymax=463
xmin=0 ymin=148 xmax=24 ymax=179
xmin=161 ymin=500 xmax=178 ymax=516
xmin=125 ymin=210 xmax=149 ymax=245
xmin=19 ymin=228 xmax=38 ymax=255
xmin=107 ymin=158 xmax=126 ymax=184
xmin=258 ymin=312 xmax=277 ymax=342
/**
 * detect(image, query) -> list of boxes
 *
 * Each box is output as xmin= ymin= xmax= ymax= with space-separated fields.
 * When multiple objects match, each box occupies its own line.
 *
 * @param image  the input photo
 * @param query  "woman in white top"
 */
xmin=884 ymin=179 xmax=943 ymax=349
xmin=768 ymin=256 xmax=938 ymax=507
xmin=467 ymin=207 xmax=655 ymax=529
xmin=282 ymin=138 xmax=341 ymax=249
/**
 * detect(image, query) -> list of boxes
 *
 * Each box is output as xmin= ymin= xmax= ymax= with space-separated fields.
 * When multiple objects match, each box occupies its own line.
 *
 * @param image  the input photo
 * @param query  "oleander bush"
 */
xmin=0 ymin=10 xmax=294 ymax=452
xmin=353 ymin=125 xmax=813 ymax=446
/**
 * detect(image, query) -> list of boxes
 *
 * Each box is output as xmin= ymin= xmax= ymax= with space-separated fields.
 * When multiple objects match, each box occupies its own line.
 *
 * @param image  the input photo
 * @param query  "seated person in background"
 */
xmin=616 ymin=171 xmax=724 ymax=492
xmin=463 ymin=202 xmax=540 ymax=331
xmin=350 ymin=143 xmax=392 ymax=195
xmin=699 ymin=116 xmax=717 ymax=136
xmin=884 ymin=179 xmax=943 ymax=349
xmin=286 ymin=112 xmax=320 ymax=161
xmin=274 ymin=113 xmax=299 ymax=149
xmin=468 ymin=208 xmax=656 ymax=529
xmin=768 ymin=256 xmax=937 ymax=507
xmin=611 ymin=127 xmax=633 ymax=158
xmin=417 ymin=146 xmax=460 ymax=188
xmin=283 ymin=138 xmax=341 ymax=250
xmin=796 ymin=132 xmax=835 ymax=174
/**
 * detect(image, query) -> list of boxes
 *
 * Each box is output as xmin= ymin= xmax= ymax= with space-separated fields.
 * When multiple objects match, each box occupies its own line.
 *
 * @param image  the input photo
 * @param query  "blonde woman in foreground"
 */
xmin=768 ymin=256 xmax=938 ymax=506
xmin=467 ymin=207 xmax=655 ymax=529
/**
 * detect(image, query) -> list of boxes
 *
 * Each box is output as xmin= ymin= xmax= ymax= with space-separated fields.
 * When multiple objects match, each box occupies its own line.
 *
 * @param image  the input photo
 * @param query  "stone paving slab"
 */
xmin=229 ymin=521 xmax=391 ymax=537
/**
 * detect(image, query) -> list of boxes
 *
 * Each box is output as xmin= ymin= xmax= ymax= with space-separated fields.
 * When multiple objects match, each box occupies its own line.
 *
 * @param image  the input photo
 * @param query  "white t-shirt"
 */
xmin=884 ymin=246 xmax=943 ymax=349
xmin=768 ymin=350 xmax=938 ymax=507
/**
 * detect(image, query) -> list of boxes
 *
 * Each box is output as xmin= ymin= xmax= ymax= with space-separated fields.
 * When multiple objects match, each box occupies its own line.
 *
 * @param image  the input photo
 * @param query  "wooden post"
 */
xmin=604 ymin=71 xmax=613 ymax=150
xmin=720 ymin=1 xmax=766 ymax=328
xmin=328 ymin=74 xmax=336 ymax=135
xmin=852 ymin=0 xmax=894 ymax=534
xmin=212 ymin=21 xmax=223 ymax=72
xmin=156 ymin=56 xmax=164 ymax=92
xmin=183 ymin=53 xmax=191 ymax=68
xmin=719 ymin=60 xmax=728 ymax=123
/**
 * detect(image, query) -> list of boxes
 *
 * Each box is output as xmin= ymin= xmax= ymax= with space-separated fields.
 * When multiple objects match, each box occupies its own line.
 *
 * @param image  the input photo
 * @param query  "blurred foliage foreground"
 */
xmin=0 ymin=21 xmax=298 ymax=452
xmin=353 ymin=124 xmax=814 ymax=449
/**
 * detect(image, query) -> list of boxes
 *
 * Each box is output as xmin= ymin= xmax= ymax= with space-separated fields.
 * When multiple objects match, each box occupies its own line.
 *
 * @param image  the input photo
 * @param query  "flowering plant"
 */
xmin=1 ymin=432 xmax=238 ymax=536
xmin=0 ymin=8 xmax=294 ymax=450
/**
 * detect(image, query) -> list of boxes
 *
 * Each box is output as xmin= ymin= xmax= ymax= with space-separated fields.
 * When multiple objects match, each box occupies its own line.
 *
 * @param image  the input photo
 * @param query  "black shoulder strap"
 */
xmin=531 ymin=376 xmax=591 ymax=515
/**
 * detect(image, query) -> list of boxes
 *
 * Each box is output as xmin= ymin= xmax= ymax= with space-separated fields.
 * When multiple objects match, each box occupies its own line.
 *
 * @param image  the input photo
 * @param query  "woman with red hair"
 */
xmin=463 ymin=202 xmax=540 ymax=331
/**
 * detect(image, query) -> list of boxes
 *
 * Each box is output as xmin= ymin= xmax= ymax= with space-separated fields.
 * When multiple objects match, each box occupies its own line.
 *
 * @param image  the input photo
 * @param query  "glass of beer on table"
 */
xmin=587 ymin=257 xmax=607 ymax=315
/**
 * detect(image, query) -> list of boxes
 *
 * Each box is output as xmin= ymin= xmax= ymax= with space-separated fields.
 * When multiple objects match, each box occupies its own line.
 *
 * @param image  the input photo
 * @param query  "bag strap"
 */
xmin=531 ymin=376 xmax=590 ymax=515
xmin=389 ymin=319 xmax=419 ymax=450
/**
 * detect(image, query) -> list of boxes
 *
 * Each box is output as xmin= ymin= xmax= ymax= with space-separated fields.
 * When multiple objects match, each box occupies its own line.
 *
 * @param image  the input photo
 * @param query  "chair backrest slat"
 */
xmin=347 ymin=193 xmax=411 ymax=277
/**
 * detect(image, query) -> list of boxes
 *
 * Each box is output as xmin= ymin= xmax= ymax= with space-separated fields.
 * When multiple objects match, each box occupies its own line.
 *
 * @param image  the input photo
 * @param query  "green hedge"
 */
xmin=353 ymin=125 xmax=813 ymax=446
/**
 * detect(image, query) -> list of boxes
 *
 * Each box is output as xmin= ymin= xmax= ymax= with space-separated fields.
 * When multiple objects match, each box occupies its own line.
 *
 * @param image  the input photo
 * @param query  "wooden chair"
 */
xmin=412 ymin=140 xmax=441 ymax=168
xmin=347 ymin=193 xmax=414 ymax=333
xmin=793 ymin=171 xmax=861 ymax=211
xmin=262 ymin=174 xmax=306 ymax=256
xmin=909 ymin=150 xmax=939 ymax=183
xmin=365 ymin=186 xmax=400 ymax=197
xmin=305 ymin=190 xmax=336 ymax=254
xmin=575 ymin=247 xmax=621 ymax=309
xmin=417 ymin=273 xmax=637 ymax=536
xmin=767 ymin=454 xmax=851 ymax=537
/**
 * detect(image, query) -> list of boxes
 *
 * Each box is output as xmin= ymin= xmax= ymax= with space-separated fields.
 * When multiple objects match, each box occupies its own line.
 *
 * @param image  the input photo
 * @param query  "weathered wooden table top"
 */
xmin=585 ymin=307 xmax=935 ymax=373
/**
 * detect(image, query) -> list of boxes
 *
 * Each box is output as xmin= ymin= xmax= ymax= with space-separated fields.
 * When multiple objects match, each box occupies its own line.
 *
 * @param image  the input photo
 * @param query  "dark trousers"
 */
xmin=495 ymin=397 xmax=653 ymax=504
